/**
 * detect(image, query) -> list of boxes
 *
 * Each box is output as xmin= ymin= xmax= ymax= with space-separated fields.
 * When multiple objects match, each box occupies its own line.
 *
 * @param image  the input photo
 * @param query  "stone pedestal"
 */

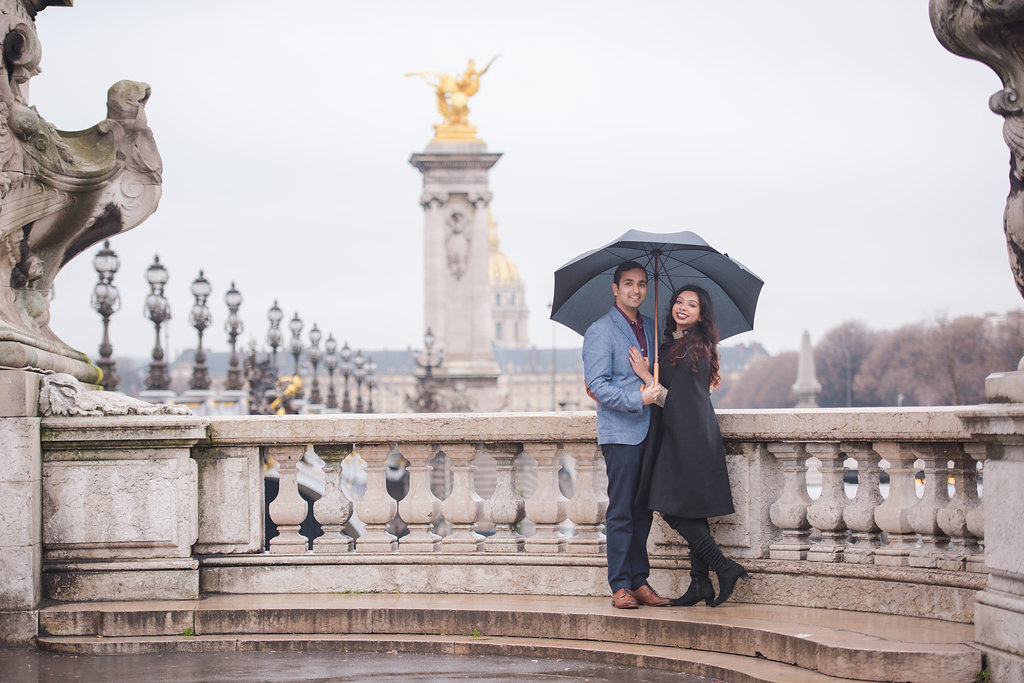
xmin=40 ymin=416 xmax=206 ymax=601
xmin=986 ymin=370 xmax=1024 ymax=404
xmin=960 ymin=405 xmax=1024 ymax=680
xmin=0 ymin=411 xmax=41 ymax=643
xmin=410 ymin=141 xmax=502 ymax=411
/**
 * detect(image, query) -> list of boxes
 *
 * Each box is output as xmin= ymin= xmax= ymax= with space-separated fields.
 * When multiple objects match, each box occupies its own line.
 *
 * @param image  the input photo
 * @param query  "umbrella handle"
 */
xmin=653 ymin=360 xmax=659 ymax=387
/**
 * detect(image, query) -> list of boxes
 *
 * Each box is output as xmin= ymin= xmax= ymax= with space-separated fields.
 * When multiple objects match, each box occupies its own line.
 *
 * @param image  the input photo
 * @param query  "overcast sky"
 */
xmin=32 ymin=0 xmax=1021 ymax=363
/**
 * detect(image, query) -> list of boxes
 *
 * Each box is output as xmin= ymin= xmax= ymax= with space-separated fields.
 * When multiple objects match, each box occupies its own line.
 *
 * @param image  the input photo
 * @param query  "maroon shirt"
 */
xmin=614 ymin=304 xmax=648 ymax=358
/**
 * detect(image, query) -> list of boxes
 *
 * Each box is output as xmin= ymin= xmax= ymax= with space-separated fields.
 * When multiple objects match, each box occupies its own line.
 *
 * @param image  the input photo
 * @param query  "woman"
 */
xmin=629 ymin=285 xmax=749 ymax=607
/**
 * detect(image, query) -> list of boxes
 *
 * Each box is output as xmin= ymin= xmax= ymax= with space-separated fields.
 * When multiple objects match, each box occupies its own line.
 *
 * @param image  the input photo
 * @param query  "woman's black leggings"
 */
xmin=661 ymin=515 xmax=711 ymax=548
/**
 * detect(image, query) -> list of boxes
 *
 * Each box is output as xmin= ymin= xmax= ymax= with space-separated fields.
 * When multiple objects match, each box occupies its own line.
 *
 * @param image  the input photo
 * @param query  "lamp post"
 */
xmin=224 ymin=282 xmax=244 ymax=391
xmin=411 ymin=327 xmax=445 ymax=413
xmin=308 ymin=323 xmax=323 ymax=405
xmin=353 ymin=348 xmax=366 ymax=413
xmin=324 ymin=333 xmax=338 ymax=410
xmin=143 ymin=255 xmax=171 ymax=391
xmin=188 ymin=270 xmax=212 ymax=391
xmin=287 ymin=312 xmax=305 ymax=400
xmin=366 ymin=357 xmax=377 ymax=413
xmin=340 ymin=341 xmax=353 ymax=412
xmin=266 ymin=301 xmax=283 ymax=374
xmin=414 ymin=327 xmax=445 ymax=379
xmin=91 ymin=240 xmax=120 ymax=391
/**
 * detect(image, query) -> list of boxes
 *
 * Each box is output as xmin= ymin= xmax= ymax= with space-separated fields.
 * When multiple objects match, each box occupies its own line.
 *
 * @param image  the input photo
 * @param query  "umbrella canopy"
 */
xmin=551 ymin=229 xmax=764 ymax=343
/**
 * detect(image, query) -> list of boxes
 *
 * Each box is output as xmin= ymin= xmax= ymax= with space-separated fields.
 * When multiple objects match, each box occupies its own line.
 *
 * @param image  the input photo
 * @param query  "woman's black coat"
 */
xmin=637 ymin=349 xmax=735 ymax=519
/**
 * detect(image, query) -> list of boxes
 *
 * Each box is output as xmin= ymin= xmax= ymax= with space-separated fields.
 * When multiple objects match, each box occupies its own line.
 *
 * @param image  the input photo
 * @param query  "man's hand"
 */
xmin=641 ymin=383 xmax=661 ymax=405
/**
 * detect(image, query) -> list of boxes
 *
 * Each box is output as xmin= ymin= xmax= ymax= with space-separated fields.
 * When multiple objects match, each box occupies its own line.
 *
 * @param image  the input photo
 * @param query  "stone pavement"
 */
xmin=0 ymin=649 xmax=714 ymax=682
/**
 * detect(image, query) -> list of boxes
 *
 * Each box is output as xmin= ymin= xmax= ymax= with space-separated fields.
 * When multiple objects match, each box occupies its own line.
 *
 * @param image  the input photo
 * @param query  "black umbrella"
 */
xmin=550 ymin=229 xmax=764 ymax=382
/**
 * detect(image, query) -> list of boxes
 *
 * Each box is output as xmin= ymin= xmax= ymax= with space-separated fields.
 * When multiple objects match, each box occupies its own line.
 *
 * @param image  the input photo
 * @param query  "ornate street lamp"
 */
xmin=143 ymin=255 xmax=171 ymax=391
xmin=340 ymin=341 xmax=353 ymax=412
xmin=188 ymin=270 xmax=212 ymax=391
xmin=414 ymin=327 xmax=445 ymax=378
xmin=353 ymin=348 xmax=366 ymax=413
xmin=224 ymin=282 xmax=244 ymax=391
xmin=366 ymin=357 xmax=377 ymax=413
xmin=288 ymin=312 xmax=305 ymax=400
xmin=324 ymin=333 xmax=338 ymax=410
xmin=266 ymin=301 xmax=283 ymax=373
xmin=91 ymin=240 xmax=120 ymax=391
xmin=308 ymin=323 xmax=323 ymax=405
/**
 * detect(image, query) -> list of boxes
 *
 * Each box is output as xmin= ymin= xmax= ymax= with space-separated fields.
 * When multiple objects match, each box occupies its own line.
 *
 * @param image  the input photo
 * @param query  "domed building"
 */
xmin=488 ymin=209 xmax=529 ymax=349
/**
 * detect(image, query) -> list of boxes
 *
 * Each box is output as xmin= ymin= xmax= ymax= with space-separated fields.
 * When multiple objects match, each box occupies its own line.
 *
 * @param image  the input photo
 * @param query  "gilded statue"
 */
xmin=406 ymin=57 xmax=497 ymax=141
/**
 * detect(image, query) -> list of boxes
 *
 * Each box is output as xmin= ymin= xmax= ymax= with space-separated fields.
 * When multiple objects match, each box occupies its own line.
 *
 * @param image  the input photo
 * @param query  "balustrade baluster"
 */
xmin=524 ymin=442 xmax=568 ymax=553
xmin=483 ymin=442 xmax=525 ymax=552
xmin=767 ymin=442 xmax=813 ymax=560
xmin=908 ymin=444 xmax=953 ymax=568
xmin=439 ymin=444 xmax=484 ymax=552
xmin=805 ymin=442 xmax=848 ymax=562
xmin=937 ymin=443 xmax=983 ymax=571
xmin=311 ymin=444 xmax=355 ymax=554
xmin=842 ymin=442 xmax=884 ymax=564
xmin=964 ymin=445 xmax=986 ymax=572
xmin=353 ymin=444 xmax=398 ymax=553
xmin=565 ymin=444 xmax=607 ymax=555
xmin=873 ymin=441 xmax=919 ymax=566
xmin=266 ymin=444 xmax=309 ymax=554
xmin=397 ymin=443 xmax=441 ymax=553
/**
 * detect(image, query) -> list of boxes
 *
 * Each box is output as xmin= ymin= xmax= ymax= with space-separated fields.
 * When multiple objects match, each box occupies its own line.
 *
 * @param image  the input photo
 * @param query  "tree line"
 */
xmin=716 ymin=311 xmax=1024 ymax=409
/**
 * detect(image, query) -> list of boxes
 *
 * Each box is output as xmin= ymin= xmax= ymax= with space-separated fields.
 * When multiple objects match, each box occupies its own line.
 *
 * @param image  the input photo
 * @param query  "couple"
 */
xmin=582 ymin=260 xmax=748 ymax=610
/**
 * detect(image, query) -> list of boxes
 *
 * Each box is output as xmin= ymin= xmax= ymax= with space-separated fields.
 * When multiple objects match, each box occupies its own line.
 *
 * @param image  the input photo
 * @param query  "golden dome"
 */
xmin=489 ymin=209 xmax=521 ymax=287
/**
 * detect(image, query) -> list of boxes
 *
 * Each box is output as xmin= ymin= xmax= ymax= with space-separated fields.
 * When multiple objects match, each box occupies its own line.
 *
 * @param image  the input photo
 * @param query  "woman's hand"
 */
xmin=628 ymin=346 xmax=652 ymax=384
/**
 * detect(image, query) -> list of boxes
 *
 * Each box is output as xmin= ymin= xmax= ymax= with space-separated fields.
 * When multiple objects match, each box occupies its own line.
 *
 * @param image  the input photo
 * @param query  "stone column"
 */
xmin=353 ymin=444 xmax=398 ymax=553
xmin=565 ymin=444 xmax=607 ymax=555
xmin=483 ymin=442 xmax=525 ymax=552
xmin=805 ymin=442 xmax=848 ymax=562
xmin=312 ymin=444 xmax=355 ymax=554
xmin=936 ymin=443 xmax=982 ymax=571
xmin=908 ymin=444 xmax=953 ymax=568
xmin=439 ymin=443 xmax=483 ymax=552
xmin=873 ymin=441 xmax=919 ymax=567
xmin=767 ymin=442 xmax=813 ymax=560
xmin=841 ymin=442 xmax=884 ymax=565
xmin=397 ymin=443 xmax=442 ymax=553
xmin=959 ymin=406 xmax=1024 ymax=679
xmin=266 ymin=444 xmax=309 ymax=554
xmin=409 ymin=142 xmax=502 ymax=411
xmin=524 ymin=443 xmax=568 ymax=553
xmin=0 ymin=403 xmax=41 ymax=643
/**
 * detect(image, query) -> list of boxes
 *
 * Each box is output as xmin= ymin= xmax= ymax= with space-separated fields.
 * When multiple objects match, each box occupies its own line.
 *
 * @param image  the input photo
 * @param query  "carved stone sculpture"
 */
xmin=0 ymin=0 xmax=163 ymax=383
xmin=931 ymin=1 xmax=1024 ymax=304
xmin=39 ymin=372 xmax=190 ymax=417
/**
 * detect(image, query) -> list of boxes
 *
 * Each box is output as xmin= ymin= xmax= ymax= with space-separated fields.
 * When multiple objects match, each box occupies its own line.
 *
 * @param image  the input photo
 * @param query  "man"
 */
xmin=582 ymin=261 xmax=670 ymax=609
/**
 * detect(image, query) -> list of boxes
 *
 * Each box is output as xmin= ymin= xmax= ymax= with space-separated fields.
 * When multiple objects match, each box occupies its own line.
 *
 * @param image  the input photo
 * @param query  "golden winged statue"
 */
xmin=406 ymin=57 xmax=498 ymax=141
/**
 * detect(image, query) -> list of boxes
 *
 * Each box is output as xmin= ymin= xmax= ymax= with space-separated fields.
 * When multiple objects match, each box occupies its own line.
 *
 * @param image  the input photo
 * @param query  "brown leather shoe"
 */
xmin=632 ymin=584 xmax=672 ymax=607
xmin=611 ymin=587 xmax=640 ymax=609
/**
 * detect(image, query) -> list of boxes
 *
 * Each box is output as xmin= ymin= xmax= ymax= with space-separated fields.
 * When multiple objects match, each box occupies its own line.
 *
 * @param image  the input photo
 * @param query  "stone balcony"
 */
xmin=4 ymin=406 xmax=1023 ymax=679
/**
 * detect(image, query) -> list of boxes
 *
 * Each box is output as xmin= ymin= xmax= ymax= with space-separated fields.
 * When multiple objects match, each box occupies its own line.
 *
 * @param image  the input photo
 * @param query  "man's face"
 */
xmin=612 ymin=268 xmax=647 ymax=316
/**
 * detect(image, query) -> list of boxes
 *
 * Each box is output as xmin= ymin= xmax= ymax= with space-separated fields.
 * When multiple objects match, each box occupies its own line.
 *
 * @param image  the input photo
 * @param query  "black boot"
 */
xmin=693 ymin=536 xmax=749 ymax=607
xmin=672 ymin=549 xmax=715 ymax=606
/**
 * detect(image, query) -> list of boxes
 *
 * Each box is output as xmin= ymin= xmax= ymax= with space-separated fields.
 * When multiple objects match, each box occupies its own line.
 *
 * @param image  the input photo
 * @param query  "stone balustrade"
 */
xmin=33 ymin=406 xmax=1015 ymax=627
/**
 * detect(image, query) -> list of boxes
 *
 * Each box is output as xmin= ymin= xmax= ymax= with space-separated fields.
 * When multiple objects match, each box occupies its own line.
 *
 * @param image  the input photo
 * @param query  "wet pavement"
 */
xmin=0 ymin=648 xmax=719 ymax=682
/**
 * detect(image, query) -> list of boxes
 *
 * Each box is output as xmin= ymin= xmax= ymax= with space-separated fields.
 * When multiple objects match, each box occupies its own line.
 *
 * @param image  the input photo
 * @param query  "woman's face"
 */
xmin=672 ymin=290 xmax=701 ymax=331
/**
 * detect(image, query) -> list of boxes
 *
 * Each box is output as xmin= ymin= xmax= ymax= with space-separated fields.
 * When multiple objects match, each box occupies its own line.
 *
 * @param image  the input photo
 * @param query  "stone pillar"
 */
xmin=266 ymin=444 xmax=309 ymax=554
xmin=482 ymin=442 xmax=525 ymax=552
xmin=564 ymin=444 xmax=607 ymax=555
xmin=805 ymin=442 xmax=848 ymax=562
xmin=410 ymin=142 xmax=502 ymax=411
xmin=792 ymin=331 xmax=822 ymax=408
xmin=41 ymin=416 xmax=205 ymax=601
xmin=767 ymin=442 xmax=813 ymax=560
xmin=397 ymin=444 xmax=442 ymax=553
xmin=908 ymin=444 xmax=953 ymax=568
xmin=873 ymin=441 xmax=919 ymax=567
xmin=960 ymin=406 xmax=1024 ymax=679
xmin=0 ymin=391 xmax=41 ymax=643
xmin=841 ymin=442 xmax=884 ymax=565
xmin=353 ymin=444 xmax=398 ymax=553
xmin=440 ymin=443 xmax=484 ymax=552
xmin=312 ymin=444 xmax=355 ymax=554
xmin=524 ymin=443 xmax=568 ymax=553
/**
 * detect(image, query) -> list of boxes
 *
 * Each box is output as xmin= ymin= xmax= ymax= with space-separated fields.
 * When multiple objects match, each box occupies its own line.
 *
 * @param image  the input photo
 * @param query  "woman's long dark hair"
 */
xmin=662 ymin=284 xmax=721 ymax=388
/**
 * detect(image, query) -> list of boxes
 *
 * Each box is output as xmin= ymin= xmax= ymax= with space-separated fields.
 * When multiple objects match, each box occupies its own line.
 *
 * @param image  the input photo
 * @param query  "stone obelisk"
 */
xmin=792 ymin=330 xmax=821 ymax=408
xmin=408 ymin=59 xmax=501 ymax=411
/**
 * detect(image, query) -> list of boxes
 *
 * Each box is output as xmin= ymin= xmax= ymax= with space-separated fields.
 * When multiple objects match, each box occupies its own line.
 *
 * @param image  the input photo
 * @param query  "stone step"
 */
xmin=37 ymin=594 xmax=980 ymax=683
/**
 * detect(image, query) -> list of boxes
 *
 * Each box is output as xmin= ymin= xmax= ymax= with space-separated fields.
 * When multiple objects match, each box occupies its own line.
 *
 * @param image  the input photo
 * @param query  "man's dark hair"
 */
xmin=613 ymin=260 xmax=647 ymax=286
